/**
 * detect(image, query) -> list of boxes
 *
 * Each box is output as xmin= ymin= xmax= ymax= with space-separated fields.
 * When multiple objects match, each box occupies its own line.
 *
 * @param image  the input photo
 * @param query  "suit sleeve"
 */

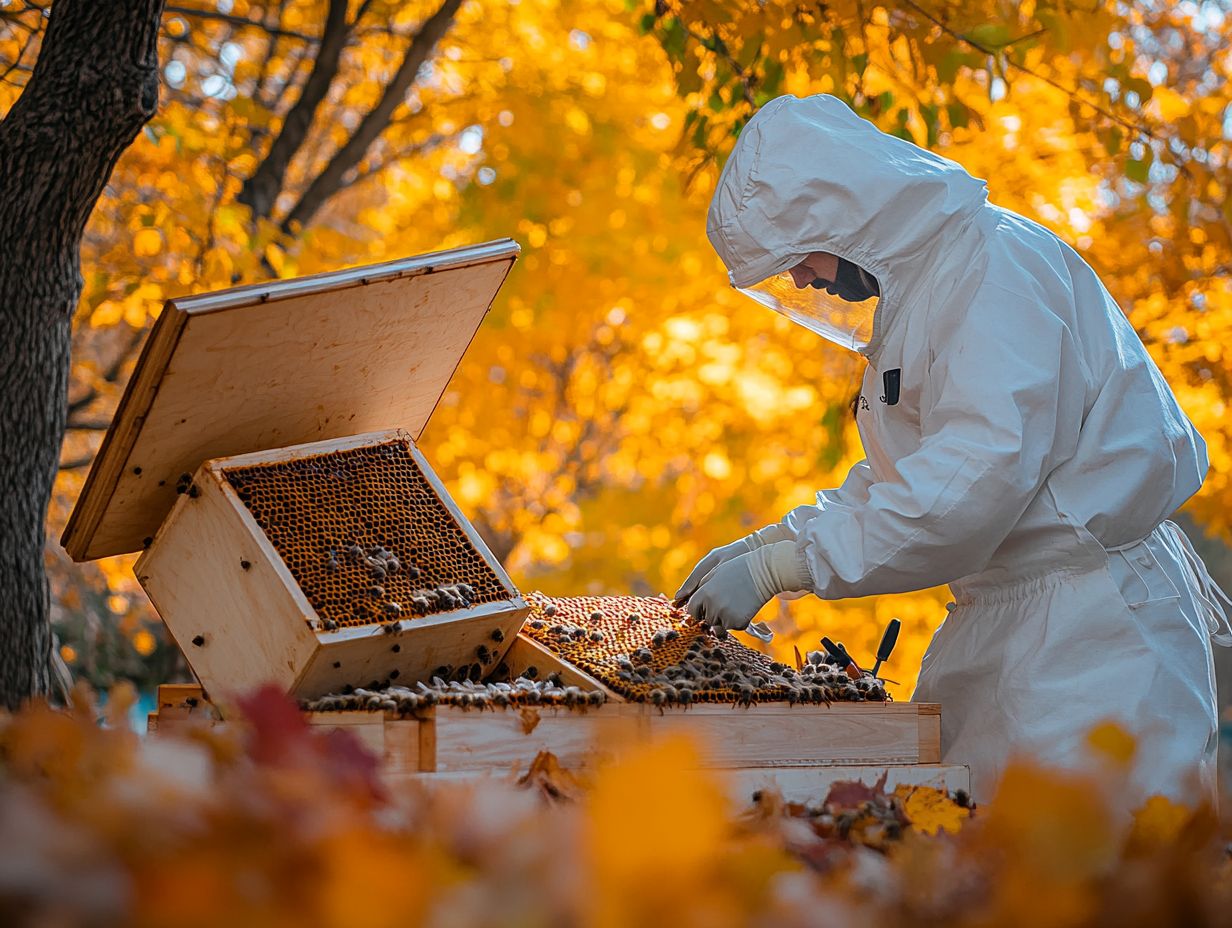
xmin=795 ymin=287 xmax=1090 ymax=598
xmin=779 ymin=460 xmax=876 ymax=538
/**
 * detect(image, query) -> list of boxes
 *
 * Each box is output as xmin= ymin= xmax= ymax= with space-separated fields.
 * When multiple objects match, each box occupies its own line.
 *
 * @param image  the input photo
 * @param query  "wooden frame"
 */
xmin=135 ymin=430 xmax=529 ymax=705
xmin=152 ymin=685 xmax=943 ymax=771
xmin=64 ymin=240 xmax=520 ymax=561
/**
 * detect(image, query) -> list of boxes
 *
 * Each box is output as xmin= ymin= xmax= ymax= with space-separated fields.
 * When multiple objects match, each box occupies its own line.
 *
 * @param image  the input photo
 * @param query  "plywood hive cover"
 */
xmin=63 ymin=239 xmax=519 ymax=561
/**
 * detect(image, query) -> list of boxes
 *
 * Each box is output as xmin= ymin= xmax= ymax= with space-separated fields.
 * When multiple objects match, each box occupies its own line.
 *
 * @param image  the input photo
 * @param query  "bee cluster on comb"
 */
xmin=223 ymin=439 xmax=507 ymax=630
xmin=522 ymin=593 xmax=888 ymax=707
xmin=302 ymin=675 xmax=608 ymax=715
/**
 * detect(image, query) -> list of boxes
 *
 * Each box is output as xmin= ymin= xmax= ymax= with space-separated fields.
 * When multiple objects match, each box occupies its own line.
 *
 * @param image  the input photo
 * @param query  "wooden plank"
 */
xmin=386 ymin=764 xmax=973 ymax=802
xmin=383 ymin=720 xmax=422 ymax=776
xmin=428 ymin=703 xmax=932 ymax=771
xmin=917 ymin=703 xmax=941 ymax=764
xmin=135 ymin=466 xmax=319 ymax=709
xmin=723 ymin=763 xmax=969 ymax=802
xmin=431 ymin=705 xmax=642 ymax=773
xmin=157 ymin=683 xmax=204 ymax=708
xmin=306 ymin=711 xmax=387 ymax=756
xmin=644 ymin=703 xmax=930 ymax=767
xmin=418 ymin=713 xmax=437 ymax=772
xmin=63 ymin=241 xmax=519 ymax=561
xmin=500 ymin=634 xmax=624 ymax=701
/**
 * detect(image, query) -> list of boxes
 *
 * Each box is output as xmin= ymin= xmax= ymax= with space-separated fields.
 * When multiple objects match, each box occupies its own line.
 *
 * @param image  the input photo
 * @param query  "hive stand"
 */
xmin=151 ymin=682 xmax=969 ymax=800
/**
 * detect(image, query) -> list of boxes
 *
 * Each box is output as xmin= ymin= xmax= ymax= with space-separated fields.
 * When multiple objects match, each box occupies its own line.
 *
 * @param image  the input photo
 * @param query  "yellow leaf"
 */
xmin=133 ymin=228 xmax=163 ymax=256
xmin=89 ymin=300 xmax=124 ymax=327
xmin=896 ymin=784 xmax=970 ymax=835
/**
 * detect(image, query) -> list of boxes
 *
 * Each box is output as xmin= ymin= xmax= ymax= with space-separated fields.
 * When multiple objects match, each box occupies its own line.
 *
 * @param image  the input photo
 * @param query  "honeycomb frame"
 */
xmin=135 ymin=429 xmax=529 ymax=705
xmin=514 ymin=593 xmax=890 ymax=707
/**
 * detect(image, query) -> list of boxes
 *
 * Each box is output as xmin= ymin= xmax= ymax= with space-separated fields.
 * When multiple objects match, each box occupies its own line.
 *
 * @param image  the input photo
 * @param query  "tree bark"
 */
xmin=0 ymin=0 xmax=164 ymax=709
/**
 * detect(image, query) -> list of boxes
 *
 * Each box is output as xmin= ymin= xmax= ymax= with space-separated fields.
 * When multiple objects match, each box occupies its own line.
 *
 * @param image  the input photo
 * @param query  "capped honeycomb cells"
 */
xmin=224 ymin=439 xmax=507 ymax=629
xmin=522 ymin=593 xmax=889 ymax=706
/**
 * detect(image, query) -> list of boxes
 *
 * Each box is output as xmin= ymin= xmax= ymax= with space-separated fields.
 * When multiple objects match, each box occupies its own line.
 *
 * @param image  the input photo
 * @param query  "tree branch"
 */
xmin=163 ymin=4 xmax=316 ymax=43
xmin=279 ymin=0 xmax=465 ymax=233
xmin=238 ymin=0 xmax=350 ymax=222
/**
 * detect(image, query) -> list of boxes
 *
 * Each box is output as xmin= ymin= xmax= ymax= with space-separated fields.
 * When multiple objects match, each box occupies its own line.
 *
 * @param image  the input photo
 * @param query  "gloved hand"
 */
xmin=674 ymin=523 xmax=794 ymax=604
xmin=685 ymin=540 xmax=811 ymax=631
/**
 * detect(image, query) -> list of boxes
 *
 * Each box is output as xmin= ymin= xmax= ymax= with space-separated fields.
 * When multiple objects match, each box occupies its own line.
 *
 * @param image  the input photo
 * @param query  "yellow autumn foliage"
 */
xmin=0 ymin=0 xmax=1222 ymax=699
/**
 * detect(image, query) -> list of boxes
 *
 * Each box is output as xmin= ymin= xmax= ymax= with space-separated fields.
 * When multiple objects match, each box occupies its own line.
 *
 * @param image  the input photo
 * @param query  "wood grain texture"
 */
xmin=135 ymin=465 xmax=320 ymax=705
xmin=426 ymin=702 xmax=938 ymax=771
xmin=63 ymin=241 xmax=518 ymax=560
xmin=501 ymin=634 xmax=624 ymax=701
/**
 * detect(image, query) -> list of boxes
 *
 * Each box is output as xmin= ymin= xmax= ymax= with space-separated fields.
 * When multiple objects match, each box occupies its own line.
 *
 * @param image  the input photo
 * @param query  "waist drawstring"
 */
xmin=1163 ymin=520 xmax=1232 ymax=647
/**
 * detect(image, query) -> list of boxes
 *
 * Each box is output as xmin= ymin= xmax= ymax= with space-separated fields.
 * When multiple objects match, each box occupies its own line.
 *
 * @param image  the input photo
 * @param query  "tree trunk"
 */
xmin=0 ymin=0 xmax=164 ymax=709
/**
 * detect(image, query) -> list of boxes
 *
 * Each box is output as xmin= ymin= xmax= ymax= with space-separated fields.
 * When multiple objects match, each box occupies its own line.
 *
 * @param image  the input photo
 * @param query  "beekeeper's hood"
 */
xmin=706 ymin=94 xmax=989 ymax=354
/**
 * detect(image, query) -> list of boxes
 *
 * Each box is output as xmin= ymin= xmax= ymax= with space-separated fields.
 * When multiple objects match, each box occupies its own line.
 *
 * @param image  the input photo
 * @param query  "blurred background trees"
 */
xmin=2 ymin=0 xmax=1229 ymax=705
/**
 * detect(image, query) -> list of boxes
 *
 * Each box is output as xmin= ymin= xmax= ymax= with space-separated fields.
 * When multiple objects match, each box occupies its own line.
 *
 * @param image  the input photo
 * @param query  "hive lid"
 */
xmin=63 ymin=239 xmax=519 ymax=561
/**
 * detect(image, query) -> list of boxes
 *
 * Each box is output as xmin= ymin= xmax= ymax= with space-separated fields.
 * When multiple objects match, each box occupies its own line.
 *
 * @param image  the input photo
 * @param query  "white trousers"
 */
xmin=913 ymin=521 xmax=1225 ymax=806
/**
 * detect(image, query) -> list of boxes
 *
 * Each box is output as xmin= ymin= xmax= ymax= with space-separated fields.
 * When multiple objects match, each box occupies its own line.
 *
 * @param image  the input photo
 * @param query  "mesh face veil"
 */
xmin=738 ymin=260 xmax=880 ymax=352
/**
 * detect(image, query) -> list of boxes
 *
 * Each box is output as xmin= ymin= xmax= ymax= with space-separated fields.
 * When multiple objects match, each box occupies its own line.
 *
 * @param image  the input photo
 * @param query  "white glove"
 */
xmin=674 ymin=524 xmax=793 ymax=604
xmin=684 ymin=541 xmax=811 ymax=631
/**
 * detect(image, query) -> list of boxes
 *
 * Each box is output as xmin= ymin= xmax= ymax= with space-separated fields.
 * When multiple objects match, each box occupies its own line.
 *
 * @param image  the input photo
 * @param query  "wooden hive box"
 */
xmin=64 ymin=241 xmax=526 ymax=705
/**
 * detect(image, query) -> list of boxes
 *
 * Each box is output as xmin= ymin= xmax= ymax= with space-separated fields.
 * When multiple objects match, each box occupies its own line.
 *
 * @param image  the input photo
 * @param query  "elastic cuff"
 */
xmin=765 ymin=540 xmax=810 ymax=593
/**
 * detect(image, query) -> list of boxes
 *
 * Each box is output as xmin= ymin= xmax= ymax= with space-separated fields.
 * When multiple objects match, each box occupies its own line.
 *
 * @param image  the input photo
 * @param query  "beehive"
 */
xmin=62 ymin=241 xmax=526 ymax=707
xmin=134 ymin=430 xmax=527 ymax=702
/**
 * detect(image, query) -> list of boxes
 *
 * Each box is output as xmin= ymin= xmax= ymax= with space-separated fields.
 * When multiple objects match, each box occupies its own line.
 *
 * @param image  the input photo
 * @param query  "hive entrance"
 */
xmin=224 ymin=439 xmax=505 ymax=629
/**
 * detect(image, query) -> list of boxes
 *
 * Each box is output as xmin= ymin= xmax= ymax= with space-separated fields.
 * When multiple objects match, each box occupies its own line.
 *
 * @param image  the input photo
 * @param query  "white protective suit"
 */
xmin=707 ymin=94 xmax=1232 ymax=804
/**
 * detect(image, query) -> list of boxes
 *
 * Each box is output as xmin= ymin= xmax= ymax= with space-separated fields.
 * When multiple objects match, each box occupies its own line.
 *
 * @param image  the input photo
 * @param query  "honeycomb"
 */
xmin=521 ymin=593 xmax=888 ymax=706
xmin=222 ymin=439 xmax=508 ymax=629
xmin=302 ymin=676 xmax=607 ymax=715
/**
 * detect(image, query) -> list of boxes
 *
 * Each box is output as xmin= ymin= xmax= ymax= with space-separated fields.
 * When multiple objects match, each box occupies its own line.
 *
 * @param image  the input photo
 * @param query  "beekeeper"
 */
xmin=677 ymin=93 xmax=1231 ymax=804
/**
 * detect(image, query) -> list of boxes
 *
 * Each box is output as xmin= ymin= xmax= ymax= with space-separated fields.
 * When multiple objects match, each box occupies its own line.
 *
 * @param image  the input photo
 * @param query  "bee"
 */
xmin=323 ymin=619 xmax=339 ymax=631
xmin=651 ymin=689 xmax=669 ymax=707
xmin=627 ymin=613 xmax=642 ymax=624
xmin=632 ymin=648 xmax=653 ymax=664
xmin=589 ymin=630 xmax=605 ymax=643
xmin=664 ymin=629 xmax=680 ymax=641
xmin=589 ymin=610 xmax=604 ymax=623
xmin=370 ymin=585 xmax=385 ymax=598
xmin=326 ymin=552 xmax=341 ymax=573
xmin=523 ymin=665 xmax=539 ymax=680
xmin=807 ymin=650 xmax=826 ymax=666
xmin=712 ymin=627 xmax=729 ymax=641
xmin=528 ymin=619 xmax=545 ymax=630
xmin=382 ymin=621 xmax=401 ymax=635
xmin=476 ymin=644 xmax=491 ymax=664
xmin=386 ymin=556 xmax=401 ymax=574
xmin=410 ymin=594 xmax=432 ymax=614
xmin=389 ymin=669 xmax=401 ymax=680
xmin=587 ymin=690 xmax=605 ymax=707
xmin=736 ymin=684 xmax=757 ymax=708
xmin=543 ymin=603 xmax=558 ymax=617
xmin=676 ymin=687 xmax=694 ymax=707
xmin=383 ymin=602 xmax=402 ymax=617
xmin=347 ymin=544 xmax=364 ymax=562
xmin=651 ymin=630 xmax=669 ymax=647
xmin=491 ymin=628 xmax=505 ymax=643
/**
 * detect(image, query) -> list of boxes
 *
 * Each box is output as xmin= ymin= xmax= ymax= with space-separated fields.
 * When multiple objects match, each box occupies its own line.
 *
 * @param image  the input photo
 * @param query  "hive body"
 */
xmin=136 ymin=430 xmax=528 ymax=704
